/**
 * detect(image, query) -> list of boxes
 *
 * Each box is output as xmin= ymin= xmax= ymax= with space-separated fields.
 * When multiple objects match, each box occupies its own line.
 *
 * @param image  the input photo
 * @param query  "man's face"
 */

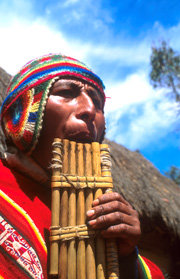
xmin=32 ymin=78 xmax=105 ymax=168
xmin=43 ymin=78 xmax=105 ymax=143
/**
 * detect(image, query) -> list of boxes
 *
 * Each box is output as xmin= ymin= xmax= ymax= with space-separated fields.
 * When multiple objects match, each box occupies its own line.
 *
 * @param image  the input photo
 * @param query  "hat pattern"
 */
xmin=2 ymin=79 xmax=53 ymax=153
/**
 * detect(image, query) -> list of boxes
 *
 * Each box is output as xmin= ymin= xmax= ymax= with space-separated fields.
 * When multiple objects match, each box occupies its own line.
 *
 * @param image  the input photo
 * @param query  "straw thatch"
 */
xmin=0 ymin=67 xmax=11 ymax=154
xmin=105 ymin=139 xmax=180 ymax=278
xmin=106 ymin=139 xmax=180 ymax=235
xmin=0 ymin=67 xmax=179 ymax=278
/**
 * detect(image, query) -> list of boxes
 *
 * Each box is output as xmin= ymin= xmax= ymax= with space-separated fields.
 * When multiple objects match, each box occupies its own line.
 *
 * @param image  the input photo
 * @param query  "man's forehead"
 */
xmin=53 ymin=78 xmax=99 ymax=90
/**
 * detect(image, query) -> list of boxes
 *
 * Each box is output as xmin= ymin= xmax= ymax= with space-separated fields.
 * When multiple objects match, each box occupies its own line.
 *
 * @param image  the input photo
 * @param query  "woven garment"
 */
xmin=0 ymin=159 xmax=50 ymax=279
xmin=0 ymin=54 xmax=105 ymax=153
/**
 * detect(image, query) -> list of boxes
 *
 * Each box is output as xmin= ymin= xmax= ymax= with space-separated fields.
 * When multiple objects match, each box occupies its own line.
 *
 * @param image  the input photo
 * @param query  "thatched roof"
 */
xmin=0 ymin=67 xmax=180 ymax=277
xmin=106 ymin=139 xmax=180 ymax=237
xmin=0 ymin=66 xmax=11 ymax=101
xmin=0 ymin=67 xmax=11 ymax=154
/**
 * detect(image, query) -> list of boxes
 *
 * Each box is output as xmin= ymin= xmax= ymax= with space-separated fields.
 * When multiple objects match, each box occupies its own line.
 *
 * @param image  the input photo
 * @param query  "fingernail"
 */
xmin=86 ymin=209 xmax=95 ymax=217
xmin=88 ymin=219 xmax=96 ymax=226
xmin=93 ymin=199 xmax=99 ymax=206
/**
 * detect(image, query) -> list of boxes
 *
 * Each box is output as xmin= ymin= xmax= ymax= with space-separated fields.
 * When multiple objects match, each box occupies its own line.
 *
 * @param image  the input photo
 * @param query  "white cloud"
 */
xmin=0 ymin=17 xmax=91 ymax=75
xmin=89 ymin=41 xmax=150 ymax=66
xmin=105 ymin=72 xmax=178 ymax=149
xmin=1 ymin=5 xmax=180 ymax=79
xmin=0 ymin=13 xmax=149 ymax=78
xmin=0 ymin=2 xmax=180 ymax=152
xmin=104 ymin=72 xmax=154 ymax=113
xmin=87 ymin=21 xmax=180 ymax=75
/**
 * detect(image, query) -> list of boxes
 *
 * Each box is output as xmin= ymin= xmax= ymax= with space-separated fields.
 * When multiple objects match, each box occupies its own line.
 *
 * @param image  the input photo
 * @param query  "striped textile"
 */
xmin=138 ymin=254 xmax=152 ymax=279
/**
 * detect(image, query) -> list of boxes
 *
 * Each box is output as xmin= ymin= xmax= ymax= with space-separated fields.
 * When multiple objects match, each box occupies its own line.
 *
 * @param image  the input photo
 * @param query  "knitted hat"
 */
xmin=0 ymin=54 xmax=105 ymax=153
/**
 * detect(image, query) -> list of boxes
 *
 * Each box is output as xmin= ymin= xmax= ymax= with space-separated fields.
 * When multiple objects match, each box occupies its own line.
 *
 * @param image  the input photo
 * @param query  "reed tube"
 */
xmin=49 ymin=138 xmax=62 ymax=276
xmin=92 ymin=142 xmax=106 ymax=279
xmin=101 ymin=144 xmax=120 ymax=279
xmin=77 ymin=143 xmax=86 ymax=279
xmin=68 ymin=141 xmax=77 ymax=279
xmin=59 ymin=139 xmax=69 ymax=279
xmin=85 ymin=143 xmax=96 ymax=279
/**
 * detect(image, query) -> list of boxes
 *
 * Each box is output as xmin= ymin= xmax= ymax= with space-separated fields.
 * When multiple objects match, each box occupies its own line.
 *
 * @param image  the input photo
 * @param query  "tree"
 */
xmin=150 ymin=42 xmax=180 ymax=187
xmin=150 ymin=41 xmax=180 ymax=102
xmin=165 ymin=166 xmax=180 ymax=186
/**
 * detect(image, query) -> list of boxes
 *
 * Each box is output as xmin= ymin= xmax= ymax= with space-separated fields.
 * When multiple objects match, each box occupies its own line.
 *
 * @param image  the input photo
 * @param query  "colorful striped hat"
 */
xmin=0 ymin=54 xmax=105 ymax=153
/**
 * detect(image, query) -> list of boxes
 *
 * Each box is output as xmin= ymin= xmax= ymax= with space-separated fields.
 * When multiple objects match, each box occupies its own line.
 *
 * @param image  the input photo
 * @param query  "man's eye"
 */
xmin=54 ymin=89 xmax=75 ymax=98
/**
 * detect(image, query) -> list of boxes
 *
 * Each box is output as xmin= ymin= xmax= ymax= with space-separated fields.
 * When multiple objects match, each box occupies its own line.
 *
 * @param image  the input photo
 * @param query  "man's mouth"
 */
xmin=63 ymin=120 xmax=98 ymax=143
xmin=67 ymin=131 xmax=96 ymax=143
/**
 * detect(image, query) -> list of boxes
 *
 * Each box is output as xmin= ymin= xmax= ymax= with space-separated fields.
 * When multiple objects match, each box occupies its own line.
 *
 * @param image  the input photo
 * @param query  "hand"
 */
xmin=86 ymin=192 xmax=141 ymax=257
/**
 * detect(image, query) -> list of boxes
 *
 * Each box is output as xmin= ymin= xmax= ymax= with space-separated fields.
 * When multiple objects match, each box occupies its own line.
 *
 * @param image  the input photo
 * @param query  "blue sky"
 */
xmin=0 ymin=0 xmax=180 ymax=174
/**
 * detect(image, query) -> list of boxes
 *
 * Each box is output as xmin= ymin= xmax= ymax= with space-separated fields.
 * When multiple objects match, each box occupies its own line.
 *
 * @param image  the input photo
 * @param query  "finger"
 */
xmin=92 ymin=192 xmax=131 ymax=207
xmin=86 ymin=200 xmax=133 ymax=220
xmin=101 ymin=223 xmax=141 ymax=239
xmin=87 ymin=211 xmax=134 ymax=229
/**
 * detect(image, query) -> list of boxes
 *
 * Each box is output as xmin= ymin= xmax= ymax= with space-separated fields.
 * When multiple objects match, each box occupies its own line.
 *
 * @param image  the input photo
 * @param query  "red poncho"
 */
xmin=0 ymin=159 xmax=164 ymax=279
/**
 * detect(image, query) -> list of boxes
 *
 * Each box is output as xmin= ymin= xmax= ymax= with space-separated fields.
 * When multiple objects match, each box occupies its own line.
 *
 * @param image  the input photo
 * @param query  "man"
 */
xmin=0 ymin=54 xmax=164 ymax=278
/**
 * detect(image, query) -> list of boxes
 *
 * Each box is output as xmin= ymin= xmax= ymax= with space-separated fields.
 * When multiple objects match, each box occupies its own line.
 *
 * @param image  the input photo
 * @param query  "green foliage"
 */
xmin=165 ymin=166 xmax=180 ymax=186
xmin=150 ymin=41 xmax=180 ymax=101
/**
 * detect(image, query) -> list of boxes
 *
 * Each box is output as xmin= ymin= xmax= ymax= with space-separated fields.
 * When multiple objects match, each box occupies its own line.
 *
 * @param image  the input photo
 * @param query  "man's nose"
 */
xmin=76 ymin=92 xmax=96 ymax=122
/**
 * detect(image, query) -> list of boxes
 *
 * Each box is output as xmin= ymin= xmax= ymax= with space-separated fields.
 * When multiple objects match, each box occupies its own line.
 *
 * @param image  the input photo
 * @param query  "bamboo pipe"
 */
xmin=59 ymin=139 xmax=69 ymax=279
xmin=68 ymin=141 xmax=77 ymax=279
xmin=49 ymin=138 xmax=62 ymax=276
xmin=92 ymin=142 xmax=106 ymax=279
xmin=85 ymin=143 xmax=96 ymax=279
xmin=100 ymin=144 xmax=120 ymax=279
xmin=77 ymin=143 xmax=86 ymax=279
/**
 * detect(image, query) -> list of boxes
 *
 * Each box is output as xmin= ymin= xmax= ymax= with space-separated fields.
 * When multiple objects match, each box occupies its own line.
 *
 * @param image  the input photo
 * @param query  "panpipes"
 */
xmin=49 ymin=139 xmax=120 ymax=279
